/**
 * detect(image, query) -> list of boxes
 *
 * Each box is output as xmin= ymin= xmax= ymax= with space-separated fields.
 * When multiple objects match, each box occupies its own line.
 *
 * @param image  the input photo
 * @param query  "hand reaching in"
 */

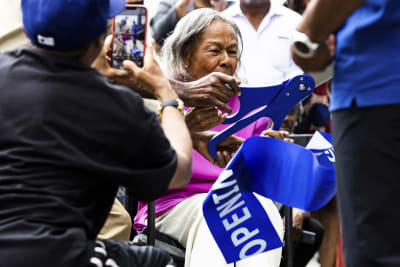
xmin=192 ymin=131 xmax=244 ymax=168
xmin=173 ymin=72 xmax=241 ymax=114
xmin=261 ymin=129 xmax=294 ymax=143
xmin=185 ymin=107 xmax=226 ymax=132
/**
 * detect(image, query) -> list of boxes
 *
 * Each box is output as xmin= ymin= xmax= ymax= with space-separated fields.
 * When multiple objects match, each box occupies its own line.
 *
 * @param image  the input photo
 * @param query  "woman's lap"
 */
xmin=155 ymin=193 xmax=283 ymax=267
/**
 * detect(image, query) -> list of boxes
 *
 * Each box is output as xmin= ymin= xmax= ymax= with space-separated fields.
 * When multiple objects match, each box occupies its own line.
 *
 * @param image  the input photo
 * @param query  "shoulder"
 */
xmin=0 ymin=48 xmax=46 ymax=82
xmin=222 ymin=2 xmax=241 ymax=18
xmin=0 ymin=47 xmax=27 ymax=65
xmin=151 ymin=0 xmax=179 ymax=26
xmin=274 ymin=5 xmax=303 ymax=28
xmin=158 ymin=0 xmax=178 ymax=8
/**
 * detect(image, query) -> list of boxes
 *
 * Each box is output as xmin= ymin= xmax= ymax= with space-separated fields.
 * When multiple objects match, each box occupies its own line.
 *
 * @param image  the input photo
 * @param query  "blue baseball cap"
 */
xmin=22 ymin=0 xmax=126 ymax=51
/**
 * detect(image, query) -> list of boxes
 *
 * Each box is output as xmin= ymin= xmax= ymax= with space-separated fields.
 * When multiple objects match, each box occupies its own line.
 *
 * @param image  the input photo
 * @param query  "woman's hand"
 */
xmin=185 ymin=107 xmax=226 ymax=132
xmin=191 ymin=131 xmax=244 ymax=168
xmin=292 ymin=208 xmax=311 ymax=241
xmin=171 ymin=72 xmax=241 ymax=114
xmin=261 ymin=129 xmax=294 ymax=143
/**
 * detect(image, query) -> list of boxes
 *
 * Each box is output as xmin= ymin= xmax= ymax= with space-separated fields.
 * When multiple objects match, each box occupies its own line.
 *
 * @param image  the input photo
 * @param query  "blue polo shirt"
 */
xmin=331 ymin=0 xmax=400 ymax=111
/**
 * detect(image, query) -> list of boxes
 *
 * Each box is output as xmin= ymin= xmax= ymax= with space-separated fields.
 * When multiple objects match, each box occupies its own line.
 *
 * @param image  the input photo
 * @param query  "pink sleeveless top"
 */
xmin=134 ymin=96 xmax=269 ymax=230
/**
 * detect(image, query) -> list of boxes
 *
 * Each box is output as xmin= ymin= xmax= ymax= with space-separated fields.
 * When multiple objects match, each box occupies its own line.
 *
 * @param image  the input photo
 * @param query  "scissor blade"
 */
xmin=307 ymin=63 xmax=334 ymax=87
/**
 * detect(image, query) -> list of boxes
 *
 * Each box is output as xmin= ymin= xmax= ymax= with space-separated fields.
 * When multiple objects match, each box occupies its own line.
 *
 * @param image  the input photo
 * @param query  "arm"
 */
xmin=298 ymin=0 xmax=366 ymax=42
xmin=151 ymin=0 xmax=194 ymax=46
xmin=93 ymin=37 xmax=241 ymax=108
xmin=158 ymin=90 xmax=193 ymax=189
xmin=92 ymin=35 xmax=156 ymax=98
xmin=123 ymin=47 xmax=192 ymax=189
xmin=169 ymin=72 xmax=241 ymax=114
xmin=292 ymin=208 xmax=311 ymax=241
xmin=292 ymin=0 xmax=366 ymax=72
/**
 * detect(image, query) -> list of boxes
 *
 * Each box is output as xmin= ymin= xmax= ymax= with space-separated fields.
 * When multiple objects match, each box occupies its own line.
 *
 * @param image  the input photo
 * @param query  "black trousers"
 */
xmin=88 ymin=240 xmax=175 ymax=267
xmin=332 ymin=103 xmax=400 ymax=267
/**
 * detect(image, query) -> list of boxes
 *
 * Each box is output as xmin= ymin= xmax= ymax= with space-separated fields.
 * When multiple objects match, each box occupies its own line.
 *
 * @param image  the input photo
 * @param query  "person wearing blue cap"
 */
xmin=0 ymin=0 xmax=194 ymax=266
xmin=291 ymin=0 xmax=400 ymax=266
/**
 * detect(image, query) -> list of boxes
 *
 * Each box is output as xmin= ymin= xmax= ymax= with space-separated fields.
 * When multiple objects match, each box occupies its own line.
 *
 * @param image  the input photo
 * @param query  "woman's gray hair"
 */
xmin=160 ymin=8 xmax=243 ymax=81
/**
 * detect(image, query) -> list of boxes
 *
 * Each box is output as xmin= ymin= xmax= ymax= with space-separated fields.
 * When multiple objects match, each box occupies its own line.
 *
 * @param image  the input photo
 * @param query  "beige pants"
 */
xmin=155 ymin=193 xmax=283 ymax=267
xmin=98 ymin=198 xmax=132 ymax=242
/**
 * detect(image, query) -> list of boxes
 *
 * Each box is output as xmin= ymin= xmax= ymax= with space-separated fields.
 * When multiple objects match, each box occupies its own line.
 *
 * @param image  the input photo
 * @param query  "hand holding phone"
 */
xmin=112 ymin=5 xmax=148 ymax=69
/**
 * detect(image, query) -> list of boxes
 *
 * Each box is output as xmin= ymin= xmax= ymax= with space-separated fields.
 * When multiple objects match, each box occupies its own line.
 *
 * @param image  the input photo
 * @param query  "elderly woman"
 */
xmin=134 ymin=8 xmax=283 ymax=267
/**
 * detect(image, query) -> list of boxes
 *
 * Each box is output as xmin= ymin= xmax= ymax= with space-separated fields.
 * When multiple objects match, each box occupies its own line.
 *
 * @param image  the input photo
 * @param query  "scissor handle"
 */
xmin=223 ymin=83 xmax=284 ymax=124
xmin=208 ymin=74 xmax=315 ymax=159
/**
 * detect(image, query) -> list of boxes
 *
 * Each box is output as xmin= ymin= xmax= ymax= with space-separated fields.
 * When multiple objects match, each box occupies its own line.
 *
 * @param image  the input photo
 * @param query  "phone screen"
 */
xmin=287 ymin=134 xmax=313 ymax=147
xmin=112 ymin=6 xmax=147 ymax=69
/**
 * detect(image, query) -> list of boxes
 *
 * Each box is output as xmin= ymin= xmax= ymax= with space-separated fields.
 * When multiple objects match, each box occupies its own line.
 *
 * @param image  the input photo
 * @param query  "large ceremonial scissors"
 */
xmin=208 ymin=74 xmax=315 ymax=159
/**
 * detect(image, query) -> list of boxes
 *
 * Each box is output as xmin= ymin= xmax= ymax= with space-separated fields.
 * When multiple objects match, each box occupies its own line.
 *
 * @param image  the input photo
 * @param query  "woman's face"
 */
xmin=185 ymin=20 xmax=239 ymax=81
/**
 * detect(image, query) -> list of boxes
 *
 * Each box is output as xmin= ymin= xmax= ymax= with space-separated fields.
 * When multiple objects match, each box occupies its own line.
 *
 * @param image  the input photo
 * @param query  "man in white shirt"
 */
xmin=224 ymin=3 xmax=326 ymax=267
xmin=223 ymin=0 xmax=302 ymax=86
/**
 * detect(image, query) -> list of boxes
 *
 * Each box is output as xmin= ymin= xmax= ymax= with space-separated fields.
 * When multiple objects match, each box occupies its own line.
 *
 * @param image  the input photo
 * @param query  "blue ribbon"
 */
xmin=203 ymin=132 xmax=336 ymax=263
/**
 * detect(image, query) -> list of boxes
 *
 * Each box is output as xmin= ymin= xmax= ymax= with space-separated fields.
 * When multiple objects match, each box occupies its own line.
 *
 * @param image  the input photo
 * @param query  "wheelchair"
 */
xmin=125 ymin=197 xmax=323 ymax=267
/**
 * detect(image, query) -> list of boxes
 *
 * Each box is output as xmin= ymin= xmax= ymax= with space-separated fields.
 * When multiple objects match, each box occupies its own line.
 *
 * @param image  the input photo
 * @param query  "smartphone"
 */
xmin=112 ymin=5 xmax=147 ymax=69
xmin=300 ymin=229 xmax=317 ymax=245
xmin=287 ymin=133 xmax=313 ymax=147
